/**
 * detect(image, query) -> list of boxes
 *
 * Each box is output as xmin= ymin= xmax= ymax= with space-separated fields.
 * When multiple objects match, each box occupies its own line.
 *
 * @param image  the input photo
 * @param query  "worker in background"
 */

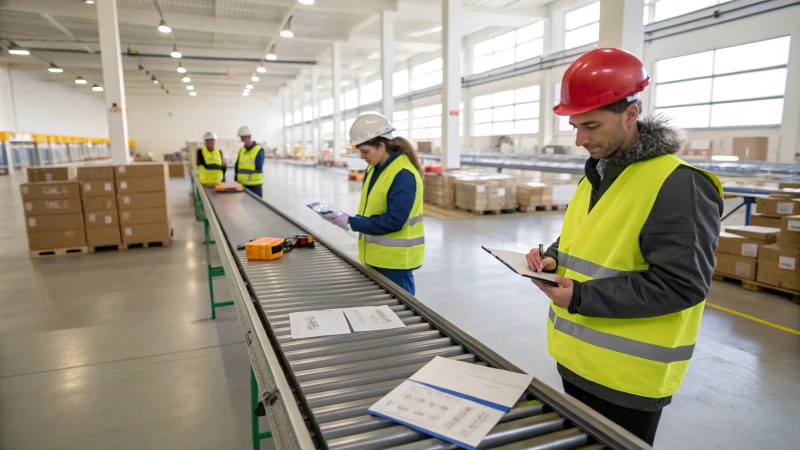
xmin=526 ymin=48 xmax=723 ymax=445
xmin=235 ymin=125 xmax=265 ymax=197
xmin=197 ymin=132 xmax=226 ymax=184
xmin=331 ymin=113 xmax=425 ymax=295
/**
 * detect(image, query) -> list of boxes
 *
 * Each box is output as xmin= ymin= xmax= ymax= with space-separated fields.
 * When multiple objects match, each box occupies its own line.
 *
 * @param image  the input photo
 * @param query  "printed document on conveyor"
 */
xmin=368 ymin=356 xmax=533 ymax=450
xmin=289 ymin=309 xmax=351 ymax=339
xmin=342 ymin=305 xmax=406 ymax=332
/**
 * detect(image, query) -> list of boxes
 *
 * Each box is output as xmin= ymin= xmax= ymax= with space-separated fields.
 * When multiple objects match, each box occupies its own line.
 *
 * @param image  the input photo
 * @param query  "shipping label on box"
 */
xmin=25 ymin=213 xmax=84 ymax=232
xmin=779 ymin=256 xmax=796 ymax=270
xmin=20 ymin=182 xmax=80 ymax=200
xmin=84 ymin=211 xmax=118 ymax=228
xmin=23 ymin=199 xmax=83 ymax=216
xmin=81 ymin=181 xmax=116 ymax=197
xmin=715 ymin=253 xmax=757 ymax=280
xmin=497 ymin=188 xmax=506 ymax=197
xmin=115 ymin=163 xmax=167 ymax=179
xmin=740 ymin=243 xmax=758 ymax=257
xmin=27 ymin=229 xmax=86 ymax=250
xmin=780 ymin=215 xmax=800 ymax=232
xmin=117 ymin=192 xmax=168 ymax=210
xmin=82 ymin=196 xmax=117 ymax=212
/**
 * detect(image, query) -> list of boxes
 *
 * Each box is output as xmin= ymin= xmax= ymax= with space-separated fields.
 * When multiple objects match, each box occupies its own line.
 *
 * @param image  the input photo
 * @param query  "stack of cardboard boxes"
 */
xmin=423 ymin=173 xmax=459 ymax=209
xmin=517 ymin=182 xmax=554 ymax=212
xmin=78 ymin=165 xmax=121 ymax=250
xmin=716 ymin=226 xmax=779 ymax=281
xmin=116 ymin=163 xmax=171 ymax=248
xmin=757 ymin=215 xmax=800 ymax=291
xmin=26 ymin=167 xmax=76 ymax=182
xmin=21 ymin=178 xmax=86 ymax=256
xmin=454 ymin=175 xmax=517 ymax=213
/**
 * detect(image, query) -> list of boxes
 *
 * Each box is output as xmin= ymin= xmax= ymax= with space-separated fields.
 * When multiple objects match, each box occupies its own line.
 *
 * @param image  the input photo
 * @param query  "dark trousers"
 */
xmin=373 ymin=267 xmax=415 ymax=296
xmin=562 ymin=378 xmax=662 ymax=446
xmin=244 ymin=184 xmax=262 ymax=197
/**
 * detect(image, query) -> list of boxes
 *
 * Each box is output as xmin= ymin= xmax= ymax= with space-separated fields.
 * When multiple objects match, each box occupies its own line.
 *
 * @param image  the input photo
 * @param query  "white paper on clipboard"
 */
xmin=482 ymin=247 xmax=560 ymax=286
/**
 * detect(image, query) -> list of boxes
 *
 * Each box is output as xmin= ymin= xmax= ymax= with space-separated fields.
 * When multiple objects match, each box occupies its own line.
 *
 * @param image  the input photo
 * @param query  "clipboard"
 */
xmin=482 ymin=246 xmax=560 ymax=286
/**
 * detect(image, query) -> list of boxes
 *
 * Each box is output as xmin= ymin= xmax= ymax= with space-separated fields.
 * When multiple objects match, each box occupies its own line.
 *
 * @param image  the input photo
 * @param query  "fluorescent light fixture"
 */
xmin=280 ymin=17 xmax=294 ymax=38
xmin=92 ymin=84 xmax=103 ymax=92
xmin=158 ymin=20 xmax=171 ymax=33
xmin=257 ymin=66 xmax=267 ymax=73
xmin=48 ymin=64 xmax=63 ymax=73
xmin=266 ymin=52 xmax=277 ymax=61
xmin=8 ymin=44 xmax=29 ymax=56
xmin=251 ymin=76 xmax=260 ymax=82
xmin=186 ymin=85 xmax=194 ymax=90
xmin=170 ymin=45 xmax=182 ymax=58
xmin=84 ymin=0 xmax=96 ymax=4
xmin=152 ymin=76 xmax=159 ymax=84
xmin=189 ymin=91 xmax=197 ymax=96
xmin=243 ymin=91 xmax=250 ymax=96
xmin=711 ymin=155 xmax=740 ymax=162
xmin=177 ymin=64 xmax=186 ymax=73
xmin=182 ymin=76 xmax=191 ymax=82
xmin=298 ymin=0 xmax=315 ymax=5
xmin=75 ymin=77 xmax=87 ymax=84
xmin=245 ymin=84 xmax=254 ymax=90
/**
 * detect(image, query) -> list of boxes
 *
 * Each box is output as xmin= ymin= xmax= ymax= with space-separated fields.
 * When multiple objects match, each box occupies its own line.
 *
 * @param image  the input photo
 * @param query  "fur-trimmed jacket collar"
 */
xmin=606 ymin=115 xmax=688 ymax=167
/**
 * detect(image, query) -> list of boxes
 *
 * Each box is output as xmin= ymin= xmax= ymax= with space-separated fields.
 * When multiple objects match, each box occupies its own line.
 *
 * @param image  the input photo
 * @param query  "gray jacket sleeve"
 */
xmin=568 ymin=167 xmax=723 ymax=318
xmin=543 ymin=237 xmax=560 ymax=270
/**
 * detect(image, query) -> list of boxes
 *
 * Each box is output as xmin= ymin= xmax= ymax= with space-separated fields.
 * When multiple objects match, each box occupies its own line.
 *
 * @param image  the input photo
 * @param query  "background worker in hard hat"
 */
xmin=525 ymin=48 xmax=723 ymax=445
xmin=234 ymin=125 xmax=265 ymax=197
xmin=330 ymin=113 xmax=425 ymax=295
xmin=197 ymin=132 xmax=226 ymax=184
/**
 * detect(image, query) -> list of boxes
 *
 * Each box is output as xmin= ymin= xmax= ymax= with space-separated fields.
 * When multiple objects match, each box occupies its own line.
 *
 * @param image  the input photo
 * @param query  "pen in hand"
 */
xmin=538 ymin=244 xmax=544 ymax=272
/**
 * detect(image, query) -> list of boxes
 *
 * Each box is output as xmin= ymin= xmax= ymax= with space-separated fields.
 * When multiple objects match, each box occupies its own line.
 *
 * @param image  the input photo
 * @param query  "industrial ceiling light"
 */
xmin=186 ymin=85 xmax=194 ymax=90
xmin=182 ymin=76 xmax=190 ymax=83
xmin=256 ymin=66 xmax=267 ymax=73
xmin=48 ymin=63 xmax=63 ymax=73
xmin=245 ymin=84 xmax=254 ymax=90
xmin=92 ymin=84 xmax=103 ymax=92
xmin=152 ymin=76 xmax=159 ymax=84
xmin=157 ymin=19 xmax=171 ymax=34
xmin=84 ymin=0 xmax=96 ymax=4
xmin=266 ymin=45 xmax=277 ymax=60
xmin=251 ymin=76 xmax=259 ymax=82
xmin=280 ymin=17 xmax=294 ymax=38
xmin=189 ymin=91 xmax=197 ymax=96
xmin=8 ymin=43 xmax=29 ymax=56
xmin=170 ymin=45 xmax=182 ymax=58
xmin=75 ymin=76 xmax=87 ymax=84
xmin=176 ymin=63 xmax=186 ymax=73
xmin=298 ymin=0 xmax=315 ymax=5
xmin=242 ymin=91 xmax=250 ymax=96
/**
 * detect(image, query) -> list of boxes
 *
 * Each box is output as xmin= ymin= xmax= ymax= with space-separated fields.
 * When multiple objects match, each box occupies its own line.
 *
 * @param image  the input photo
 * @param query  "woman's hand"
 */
xmin=333 ymin=214 xmax=350 ymax=230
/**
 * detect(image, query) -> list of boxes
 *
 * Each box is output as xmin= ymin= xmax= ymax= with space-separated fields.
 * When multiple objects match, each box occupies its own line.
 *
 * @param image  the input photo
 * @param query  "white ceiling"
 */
xmin=0 ymin=0 xmax=550 ymax=99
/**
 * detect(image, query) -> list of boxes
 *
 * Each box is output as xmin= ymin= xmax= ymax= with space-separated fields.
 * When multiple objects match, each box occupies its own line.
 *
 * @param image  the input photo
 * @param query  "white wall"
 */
xmin=0 ymin=66 xmax=109 ymax=137
xmin=126 ymin=95 xmax=284 ymax=160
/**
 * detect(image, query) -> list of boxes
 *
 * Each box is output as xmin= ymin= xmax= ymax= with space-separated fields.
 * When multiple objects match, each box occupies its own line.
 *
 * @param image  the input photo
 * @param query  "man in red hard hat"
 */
xmin=526 ymin=48 xmax=724 ymax=445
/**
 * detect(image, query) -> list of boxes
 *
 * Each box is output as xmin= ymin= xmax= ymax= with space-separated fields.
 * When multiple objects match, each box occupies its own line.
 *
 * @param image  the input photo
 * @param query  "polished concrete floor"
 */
xmin=1 ymin=161 xmax=798 ymax=449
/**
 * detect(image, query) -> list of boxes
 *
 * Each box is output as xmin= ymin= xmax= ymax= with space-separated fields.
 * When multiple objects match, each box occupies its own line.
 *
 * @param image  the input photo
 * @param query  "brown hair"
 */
xmin=600 ymin=97 xmax=642 ymax=114
xmin=363 ymin=136 xmax=424 ymax=175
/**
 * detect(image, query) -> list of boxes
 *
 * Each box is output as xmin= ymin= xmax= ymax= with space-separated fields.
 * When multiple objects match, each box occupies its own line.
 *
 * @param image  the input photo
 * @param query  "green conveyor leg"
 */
xmin=251 ymin=368 xmax=273 ymax=450
xmin=207 ymin=263 xmax=232 ymax=320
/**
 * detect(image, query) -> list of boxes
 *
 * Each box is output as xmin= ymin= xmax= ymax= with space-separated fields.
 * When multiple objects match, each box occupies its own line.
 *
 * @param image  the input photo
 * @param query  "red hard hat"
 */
xmin=553 ymin=48 xmax=650 ymax=116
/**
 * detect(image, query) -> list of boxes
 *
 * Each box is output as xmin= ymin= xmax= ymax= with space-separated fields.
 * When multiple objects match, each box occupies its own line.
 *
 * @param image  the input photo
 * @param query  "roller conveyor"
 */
xmin=196 ymin=177 xmax=652 ymax=450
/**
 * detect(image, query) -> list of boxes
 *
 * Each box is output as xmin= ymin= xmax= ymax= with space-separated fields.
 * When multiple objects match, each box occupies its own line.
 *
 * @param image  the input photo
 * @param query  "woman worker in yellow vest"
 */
xmin=197 ymin=131 xmax=226 ymax=184
xmin=526 ymin=48 xmax=723 ymax=445
xmin=332 ymin=113 xmax=425 ymax=295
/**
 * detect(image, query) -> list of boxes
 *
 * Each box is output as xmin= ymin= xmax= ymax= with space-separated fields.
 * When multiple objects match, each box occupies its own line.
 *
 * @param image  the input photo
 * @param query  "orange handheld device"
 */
xmin=215 ymin=183 xmax=243 ymax=193
xmin=245 ymin=237 xmax=286 ymax=261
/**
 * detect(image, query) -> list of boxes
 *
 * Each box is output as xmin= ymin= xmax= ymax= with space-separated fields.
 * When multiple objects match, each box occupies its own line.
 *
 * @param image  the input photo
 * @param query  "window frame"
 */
xmin=472 ymin=21 xmax=545 ymax=74
xmin=471 ymin=86 xmax=541 ymax=137
xmin=564 ymin=2 xmax=600 ymax=51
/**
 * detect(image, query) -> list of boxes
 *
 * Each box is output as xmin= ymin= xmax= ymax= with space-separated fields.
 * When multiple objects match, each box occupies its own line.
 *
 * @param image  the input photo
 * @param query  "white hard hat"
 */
xmin=349 ymin=113 xmax=394 ymax=147
xmin=203 ymin=132 xmax=217 ymax=140
xmin=237 ymin=126 xmax=252 ymax=137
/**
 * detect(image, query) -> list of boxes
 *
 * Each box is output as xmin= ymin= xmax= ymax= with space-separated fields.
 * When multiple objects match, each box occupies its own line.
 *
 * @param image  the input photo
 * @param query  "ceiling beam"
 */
xmin=395 ymin=1 xmax=546 ymax=27
xmin=38 ymin=13 xmax=95 ymax=54
xmin=237 ymin=0 xmax=398 ymax=15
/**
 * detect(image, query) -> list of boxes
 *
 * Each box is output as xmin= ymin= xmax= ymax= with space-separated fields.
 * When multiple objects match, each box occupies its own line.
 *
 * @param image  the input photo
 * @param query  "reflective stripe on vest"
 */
xmin=236 ymin=145 xmax=263 ymax=186
xmin=548 ymin=153 xmax=723 ymax=399
xmin=199 ymin=147 xmax=224 ymax=184
xmin=357 ymin=154 xmax=425 ymax=270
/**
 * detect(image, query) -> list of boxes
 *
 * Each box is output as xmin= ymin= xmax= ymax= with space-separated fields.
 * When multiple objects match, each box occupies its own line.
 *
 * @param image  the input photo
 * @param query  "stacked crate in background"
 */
xmin=116 ymin=163 xmax=171 ymax=249
xmin=454 ymin=174 xmax=517 ymax=214
xmin=21 ymin=178 xmax=87 ymax=257
xmin=423 ymin=173 xmax=459 ymax=209
xmin=756 ymin=216 xmax=800 ymax=295
xmin=78 ymin=165 xmax=121 ymax=251
xmin=517 ymin=182 xmax=554 ymax=212
xmin=715 ymin=227 xmax=778 ymax=281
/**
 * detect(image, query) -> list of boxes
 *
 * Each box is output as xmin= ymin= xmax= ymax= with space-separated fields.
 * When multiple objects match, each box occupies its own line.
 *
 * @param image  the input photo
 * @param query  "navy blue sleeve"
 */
xmin=197 ymin=149 xmax=204 ymax=167
xmin=350 ymin=169 xmax=416 ymax=235
xmin=255 ymin=149 xmax=265 ymax=172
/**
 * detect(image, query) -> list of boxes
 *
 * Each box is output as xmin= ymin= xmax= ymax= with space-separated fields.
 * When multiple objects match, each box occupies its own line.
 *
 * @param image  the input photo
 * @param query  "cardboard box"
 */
xmin=749 ymin=213 xmax=782 ymax=229
xmin=168 ymin=163 xmax=185 ymax=178
xmin=20 ymin=182 xmax=80 ymax=200
xmin=82 ymin=196 xmax=117 ymax=212
xmin=81 ymin=180 xmax=116 ymax=197
xmin=26 ymin=214 xmax=84 ymax=232
xmin=117 ymin=192 xmax=168 ymax=210
xmin=121 ymin=222 xmax=170 ymax=245
xmin=77 ymin=165 xmax=115 ymax=181
xmin=757 ymin=265 xmax=800 ymax=291
xmin=518 ymin=182 xmax=554 ymax=206
xmin=116 ymin=176 xmax=167 ymax=193
xmin=756 ymin=197 xmax=800 ymax=216
xmin=86 ymin=226 xmax=121 ymax=244
xmin=26 ymin=167 xmax=72 ymax=182
xmin=779 ymin=182 xmax=800 ymax=189
xmin=115 ymin=163 xmax=167 ymax=179
xmin=27 ymin=229 xmax=86 ymax=250
xmin=757 ymin=243 xmax=800 ymax=271
xmin=780 ymin=215 xmax=800 ymax=232
xmin=767 ymin=189 xmax=800 ymax=199
xmin=714 ymin=253 xmax=757 ymax=280
xmin=23 ymin=198 xmax=83 ymax=216
xmin=455 ymin=180 xmax=502 ymax=211
xmin=84 ymin=211 xmax=118 ymax=228
xmin=725 ymin=225 xmax=779 ymax=243
xmin=732 ymin=137 xmax=768 ymax=161
xmin=119 ymin=208 xmax=169 ymax=225
xmin=716 ymin=232 xmax=764 ymax=257
xmin=778 ymin=231 xmax=800 ymax=249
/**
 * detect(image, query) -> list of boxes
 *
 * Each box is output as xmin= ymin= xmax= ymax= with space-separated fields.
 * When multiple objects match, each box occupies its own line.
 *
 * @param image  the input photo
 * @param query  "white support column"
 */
xmin=311 ymin=67 xmax=320 ymax=158
xmin=538 ymin=19 xmax=555 ymax=152
xmin=332 ymin=42 xmax=343 ymax=163
xmin=289 ymin=81 xmax=296 ymax=153
xmin=599 ymin=0 xmax=645 ymax=58
xmin=281 ymin=88 xmax=288 ymax=156
xmin=406 ymin=61 xmax=414 ymax=142
xmin=96 ymin=0 xmax=130 ymax=165
xmin=300 ymin=73 xmax=309 ymax=153
xmin=380 ymin=11 xmax=395 ymax=119
xmin=441 ymin=0 xmax=462 ymax=170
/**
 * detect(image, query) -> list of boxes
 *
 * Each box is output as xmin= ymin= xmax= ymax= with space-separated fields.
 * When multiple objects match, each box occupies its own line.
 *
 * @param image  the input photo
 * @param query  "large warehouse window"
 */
xmin=412 ymin=58 xmax=443 ymax=91
xmin=361 ymin=80 xmax=382 ymax=106
xmin=645 ymin=0 xmax=732 ymax=24
xmin=320 ymin=98 xmax=333 ymax=117
xmin=321 ymin=120 xmax=333 ymax=138
xmin=654 ymin=36 xmax=790 ymax=128
xmin=472 ymin=86 xmax=540 ymax=136
xmin=564 ymin=2 xmax=599 ymax=50
xmin=393 ymin=111 xmax=409 ymax=136
xmin=293 ymin=110 xmax=302 ymax=125
xmin=394 ymin=70 xmax=409 ymax=97
xmin=473 ymin=22 xmax=545 ymax=74
xmin=285 ymin=113 xmax=293 ymax=127
xmin=343 ymin=89 xmax=359 ymax=111
xmin=303 ymin=106 xmax=312 ymax=122
xmin=412 ymin=104 xmax=442 ymax=139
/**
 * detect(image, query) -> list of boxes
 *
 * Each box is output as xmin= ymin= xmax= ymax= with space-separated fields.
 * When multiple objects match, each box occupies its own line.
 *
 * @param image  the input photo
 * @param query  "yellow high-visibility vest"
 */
xmin=199 ymin=147 xmax=224 ymax=184
xmin=548 ymin=154 xmax=723 ymax=398
xmin=357 ymin=154 xmax=425 ymax=270
xmin=236 ymin=145 xmax=263 ymax=186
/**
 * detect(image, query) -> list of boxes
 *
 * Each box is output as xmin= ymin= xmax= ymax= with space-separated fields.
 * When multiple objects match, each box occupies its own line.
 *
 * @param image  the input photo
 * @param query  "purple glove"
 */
xmin=332 ymin=214 xmax=350 ymax=230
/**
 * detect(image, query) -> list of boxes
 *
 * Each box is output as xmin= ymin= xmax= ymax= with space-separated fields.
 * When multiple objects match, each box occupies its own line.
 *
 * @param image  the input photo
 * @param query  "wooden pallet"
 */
xmin=89 ymin=243 xmax=125 ymax=253
xmin=713 ymin=273 xmax=800 ymax=304
xmin=29 ymin=246 xmax=89 ymax=259
xmin=519 ymin=204 xmax=569 ymax=213
xmin=122 ymin=240 xmax=171 ymax=250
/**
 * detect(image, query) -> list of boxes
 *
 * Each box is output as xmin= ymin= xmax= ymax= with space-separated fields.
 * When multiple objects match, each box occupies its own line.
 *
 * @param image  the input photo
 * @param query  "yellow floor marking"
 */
xmin=707 ymin=302 xmax=800 ymax=336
